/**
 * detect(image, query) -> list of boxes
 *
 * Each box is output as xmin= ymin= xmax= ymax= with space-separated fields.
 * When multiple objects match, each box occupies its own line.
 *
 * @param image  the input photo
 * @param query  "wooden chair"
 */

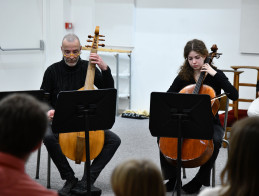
xmin=220 ymin=69 xmax=244 ymax=124
xmin=231 ymin=66 xmax=259 ymax=99
xmin=229 ymin=66 xmax=259 ymax=120
xmin=220 ymin=66 xmax=259 ymax=142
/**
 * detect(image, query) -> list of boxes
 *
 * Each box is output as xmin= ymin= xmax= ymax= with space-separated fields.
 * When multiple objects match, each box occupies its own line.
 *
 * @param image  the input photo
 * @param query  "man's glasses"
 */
xmin=63 ymin=50 xmax=81 ymax=57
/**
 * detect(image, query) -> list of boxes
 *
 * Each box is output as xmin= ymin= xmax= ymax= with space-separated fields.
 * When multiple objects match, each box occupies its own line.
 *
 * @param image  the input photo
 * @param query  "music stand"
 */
xmin=52 ymin=88 xmax=117 ymax=196
xmin=149 ymin=92 xmax=214 ymax=196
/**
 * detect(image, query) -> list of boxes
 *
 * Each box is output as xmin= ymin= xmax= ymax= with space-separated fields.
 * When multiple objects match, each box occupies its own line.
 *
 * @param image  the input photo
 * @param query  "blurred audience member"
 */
xmin=0 ymin=94 xmax=58 ymax=196
xmin=198 ymin=116 xmax=259 ymax=196
xmin=111 ymin=159 xmax=166 ymax=196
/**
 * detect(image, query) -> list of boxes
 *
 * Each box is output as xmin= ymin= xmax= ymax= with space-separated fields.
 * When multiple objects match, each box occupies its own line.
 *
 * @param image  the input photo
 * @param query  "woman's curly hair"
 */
xmin=178 ymin=39 xmax=217 ymax=81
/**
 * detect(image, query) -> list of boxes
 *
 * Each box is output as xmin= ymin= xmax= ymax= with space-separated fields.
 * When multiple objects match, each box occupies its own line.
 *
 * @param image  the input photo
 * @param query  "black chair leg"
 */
xmin=212 ymin=163 xmax=215 ymax=187
xmin=35 ymin=146 xmax=41 ymax=179
xmin=212 ymin=139 xmax=229 ymax=187
xmin=35 ymin=145 xmax=51 ymax=189
xmin=47 ymin=153 xmax=51 ymax=188
xmin=183 ymin=168 xmax=186 ymax=179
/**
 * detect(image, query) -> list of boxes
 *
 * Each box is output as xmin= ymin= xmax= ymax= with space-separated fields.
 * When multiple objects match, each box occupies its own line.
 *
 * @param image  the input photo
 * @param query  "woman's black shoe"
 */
xmin=165 ymin=178 xmax=177 ymax=192
xmin=182 ymin=177 xmax=202 ymax=194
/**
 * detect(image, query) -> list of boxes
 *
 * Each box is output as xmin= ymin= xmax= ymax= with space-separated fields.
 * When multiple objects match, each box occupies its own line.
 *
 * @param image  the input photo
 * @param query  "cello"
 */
xmin=59 ymin=26 xmax=106 ymax=164
xmin=159 ymin=45 xmax=222 ymax=168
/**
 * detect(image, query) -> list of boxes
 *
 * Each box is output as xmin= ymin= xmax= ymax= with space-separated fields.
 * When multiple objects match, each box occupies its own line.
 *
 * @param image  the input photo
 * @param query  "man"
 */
xmin=41 ymin=33 xmax=121 ymax=195
xmin=0 ymin=94 xmax=58 ymax=196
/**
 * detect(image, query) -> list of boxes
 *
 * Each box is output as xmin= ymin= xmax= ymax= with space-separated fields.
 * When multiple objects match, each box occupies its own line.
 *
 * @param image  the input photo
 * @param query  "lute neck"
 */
xmin=84 ymin=48 xmax=97 ymax=90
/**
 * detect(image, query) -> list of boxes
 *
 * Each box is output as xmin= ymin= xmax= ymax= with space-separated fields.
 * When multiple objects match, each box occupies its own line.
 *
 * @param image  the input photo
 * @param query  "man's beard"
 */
xmin=64 ymin=57 xmax=79 ymax=67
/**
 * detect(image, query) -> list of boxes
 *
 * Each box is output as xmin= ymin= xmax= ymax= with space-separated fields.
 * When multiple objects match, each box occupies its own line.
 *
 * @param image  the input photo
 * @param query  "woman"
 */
xmin=160 ymin=39 xmax=238 ymax=194
xmin=111 ymin=159 xmax=166 ymax=196
xmin=198 ymin=116 xmax=259 ymax=196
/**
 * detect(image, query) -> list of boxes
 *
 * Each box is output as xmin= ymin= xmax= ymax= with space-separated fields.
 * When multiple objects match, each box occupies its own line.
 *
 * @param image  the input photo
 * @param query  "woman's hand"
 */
xmin=201 ymin=63 xmax=217 ymax=76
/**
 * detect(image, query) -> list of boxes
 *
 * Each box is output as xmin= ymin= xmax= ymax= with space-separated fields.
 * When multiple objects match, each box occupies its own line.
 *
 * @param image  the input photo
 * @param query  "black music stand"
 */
xmin=149 ymin=92 xmax=214 ymax=196
xmin=52 ymin=88 xmax=117 ymax=196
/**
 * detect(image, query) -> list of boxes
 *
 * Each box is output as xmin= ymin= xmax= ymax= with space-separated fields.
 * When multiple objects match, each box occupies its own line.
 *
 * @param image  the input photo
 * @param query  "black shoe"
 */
xmin=71 ymin=180 xmax=88 ymax=195
xmin=165 ymin=178 xmax=176 ymax=192
xmin=182 ymin=177 xmax=202 ymax=194
xmin=58 ymin=177 xmax=78 ymax=196
xmin=71 ymin=180 xmax=101 ymax=195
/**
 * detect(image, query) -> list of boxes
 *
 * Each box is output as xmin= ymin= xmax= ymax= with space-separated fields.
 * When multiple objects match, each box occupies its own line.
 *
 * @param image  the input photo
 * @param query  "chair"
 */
xmin=183 ymin=95 xmax=230 ymax=187
xmin=220 ymin=69 xmax=244 ymax=129
xmin=220 ymin=66 xmax=259 ymax=142
xmin=231 ymin=66 xmax=259 ymax=101
xmin=35 ymin=146 xmax=51 ymax=188
xmin=212 ymin=95 xmax=230 ymax=187
xmin=35 ymin=144 xmax=88 ymax=189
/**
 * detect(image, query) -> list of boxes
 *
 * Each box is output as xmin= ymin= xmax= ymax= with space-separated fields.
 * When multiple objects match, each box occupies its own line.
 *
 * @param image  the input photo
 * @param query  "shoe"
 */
xmin=58 ymin=177 xmax=78 ymax=196
xmin=165 ymin=178 xmax=176 ymax=192
xmin=71 ymin=180 xmax=101 ymax=195
xmin=71 ymin=180 xmax=88 ymax=195
xmin=182 ymin=177 xmax=202 ymax=194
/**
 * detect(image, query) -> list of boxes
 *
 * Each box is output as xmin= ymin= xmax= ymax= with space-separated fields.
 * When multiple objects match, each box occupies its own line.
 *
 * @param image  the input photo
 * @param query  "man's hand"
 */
xmin=89 ymin=53 xmax=108 ymax=71
xmin=47 ymin=109 xmax=55 ymax=121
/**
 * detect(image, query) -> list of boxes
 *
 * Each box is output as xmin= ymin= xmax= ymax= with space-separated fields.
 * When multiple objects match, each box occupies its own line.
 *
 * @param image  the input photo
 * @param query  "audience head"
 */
xmin=111 ymin=159 xmax=166 ymax=196
xmin=220 ymin=116 xmax=259 ymax=196
xmin=0 ymin=94 xmax=48 ymax=159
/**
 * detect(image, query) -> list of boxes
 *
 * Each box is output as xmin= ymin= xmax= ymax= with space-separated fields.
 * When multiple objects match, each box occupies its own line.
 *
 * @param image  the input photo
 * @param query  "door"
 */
xmin=0 ymin=0 xmax=44 ymax=91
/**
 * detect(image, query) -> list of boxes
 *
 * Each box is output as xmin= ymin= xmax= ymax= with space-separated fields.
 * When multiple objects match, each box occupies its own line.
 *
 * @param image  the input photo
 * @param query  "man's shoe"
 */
xmin=71 ymin=180 xmax=101 ymax=195
xmin=71 ymin=180 xmax=87 ymax=194
xmin=182 ymin=177 xmax=202 ymax=194
xmin=58 ymin=177 xmax=78 ymax=196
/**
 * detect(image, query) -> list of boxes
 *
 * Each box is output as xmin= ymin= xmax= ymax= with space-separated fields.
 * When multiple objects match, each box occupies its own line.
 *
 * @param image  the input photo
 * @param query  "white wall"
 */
xmin=44 ymin=0 xmax=69 ymax=67
xmin=0 ymin=0 xmax=44 ymax=91
xmin=240 ymin=0 xmax=259 ymax=54
xmin=132 ymin=0 xmax=259 ymax=110
xmin=94 ymin=0 xmax=135 ymax=47
xmin=1 ymin=0 xmax=259 ymax=110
